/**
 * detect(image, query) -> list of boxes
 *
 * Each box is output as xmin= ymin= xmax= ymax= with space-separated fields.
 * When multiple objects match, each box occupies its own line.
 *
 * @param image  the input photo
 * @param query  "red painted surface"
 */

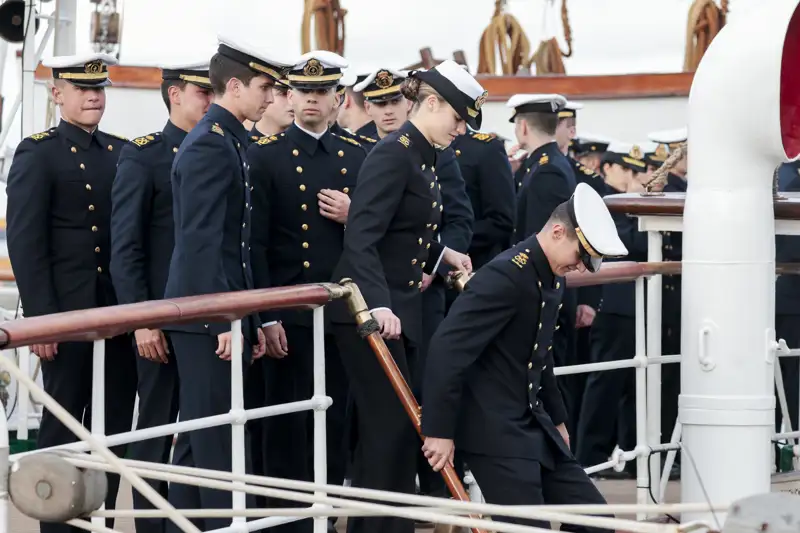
xmin=781 ymin=3 xmax=800 ymax=158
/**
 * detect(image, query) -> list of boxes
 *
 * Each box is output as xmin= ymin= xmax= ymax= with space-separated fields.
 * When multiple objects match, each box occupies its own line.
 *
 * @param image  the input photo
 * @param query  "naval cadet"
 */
xmin=109 ymin=61 xmax=212 ymax=533
xmin=573 ymin=133 xmax=611 ymax=174
xmin=250 ymin=74 xmax=294 ymax=141
xmin=335 ymin=71 xmax=375 ymax=140
xmin=248 ymin=50 xmax=366 ymax=533
xmin=329 ymin=60 xmax=478 ymax=533
xmin=449 ymin=129 xmax=515 ymax=272
xmin=575 ymin=143 xmax=648 ymax=476
xmin=6 ymin=53 xmax=137 ymax=533
xmin=422 ymin=183 xmax=624 ymax=530
xmin=509 ymin=93 xmax=581 ymax=435
xmin=162 ymin=35 xmax=291 ymax=529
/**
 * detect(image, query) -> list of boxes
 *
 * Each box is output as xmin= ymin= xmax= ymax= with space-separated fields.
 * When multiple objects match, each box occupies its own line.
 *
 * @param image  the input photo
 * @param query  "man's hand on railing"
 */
xmin=216 ymin=332 xmax=233 ymax=360
xmin=134 ymin=328 xmax=169 ymax=363
xmin=422 ymin=436 xmax=455 ymax=472
xmin=253 ymin=327 xmax=266 ymax=360
xmin=31 ymin=343 xmax=58 ymax=361
xmin=373 ymin=309 xmax=401 ymax=340
xmin=442 ymin=248 xmax=473 ymax=276
xmin=263 ymin=323 xmax=288 ymax=359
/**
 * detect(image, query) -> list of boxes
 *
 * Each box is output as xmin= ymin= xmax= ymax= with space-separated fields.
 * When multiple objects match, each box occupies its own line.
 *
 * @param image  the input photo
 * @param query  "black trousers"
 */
xmin=129 ymin=335 xmax=180 ymax=533
xmin=261 ymin=324 xmax=349 ymax=533
xmin=333 ymin=323 xmax=418 ymax=533
xmin=244 ymin=357 xmax=266 ymax=507
xmin=166 ymin=332 xmax=254 ymax=533
xmin=37 ymin=333 xmax=137 ymax=533
xmin=464 ymin=451 xmax=608 ymax=532
xmin=566 ymin=325 xmax=592 ymax=452
xmin=575 ymin=313 xmax=636 ymax=468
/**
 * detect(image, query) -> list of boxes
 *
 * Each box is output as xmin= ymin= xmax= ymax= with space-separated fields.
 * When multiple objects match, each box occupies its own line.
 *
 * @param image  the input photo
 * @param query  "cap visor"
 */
xmin=68 ymin=79 xmax=112 ymax=89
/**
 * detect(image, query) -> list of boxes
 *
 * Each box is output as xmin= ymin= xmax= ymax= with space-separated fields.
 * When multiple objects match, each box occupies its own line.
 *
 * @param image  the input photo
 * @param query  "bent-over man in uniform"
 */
xmin=6 ymin=53 xmax=137 ymax=533
xmin=163 ymin=35 xmax=290 ymax=530
xmin=110 ymin=61 xmax=212 ymax=533
xmin=421 ymin=182 xmax=626 ymax=531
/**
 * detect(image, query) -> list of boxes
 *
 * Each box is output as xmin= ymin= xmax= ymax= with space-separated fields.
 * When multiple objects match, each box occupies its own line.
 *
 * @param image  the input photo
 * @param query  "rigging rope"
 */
xmin=301 ymin=0 xmax=347 ymax=55
xmin=477 ymin=0 xmax=573 ymax=76
xmin=644 ymin=143 xmax=687 ymax=193
xmin=683 ymin=0 xmax=728 ymax=71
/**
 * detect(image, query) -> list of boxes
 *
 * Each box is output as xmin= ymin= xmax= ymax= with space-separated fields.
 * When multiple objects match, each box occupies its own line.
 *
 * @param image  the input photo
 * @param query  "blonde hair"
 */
xmin=400 ymin=77 xmax=443 ymax=114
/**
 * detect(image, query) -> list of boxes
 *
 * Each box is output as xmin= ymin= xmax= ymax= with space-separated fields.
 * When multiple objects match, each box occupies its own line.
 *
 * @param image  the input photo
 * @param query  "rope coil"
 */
xmin=683 ymin=0 xmax=729 ymax=71
xmin=301 ymin=0 xmax=347 ymax=55
xmin=644 ymin=142 xmax=687 ymax=194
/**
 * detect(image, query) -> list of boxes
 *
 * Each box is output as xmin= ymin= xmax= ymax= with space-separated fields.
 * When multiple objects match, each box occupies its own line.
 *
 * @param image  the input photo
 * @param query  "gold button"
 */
xmin=341 ymin=168 xmax=347 ymax=175
xmin=97 ymin=266 xmax=102 ymax=273
xmin=556 ymin=282 xmax=560 ymax=289
xmin=432 ymin=224 xmax=438 ymax=230
xmin=301 ymin=204 xmax=307 ymax=211
xmin=455 ymin=149 xmax=461 ymax=156
xmin=296 ymin=166 xmax=303 ymax=173
xmin=411 ymin=259 xmax=417 ymax=265
xmin=237 ymin=142 xmax=241 ymax=148
xmin=537 ymin=281 xmax=542 ymax=288
xmin=94 ymin=247 xmax=100 ymax=253
xmin=439 ymin=205 xmax=443 ymax=212
xmin=421 ymin=164 xmax=426 ymax=170
xmin=430 ymin=182 xmax=435 ymax=189
xmin=303 ymin=261 xmax=310 ymax=268
xmin=107 ymin=145 xmax=113 ymax=151
xmin=534 ymin=343 xmax=538 ymax=350
xmin=426 ymin=223 xmax=432 ymax=228
xmin=548 ymin=346 xmax=552 ymax=351
xmin=538 ymin=323 xmax=542 ymax=330
xmin=421 ymin=262 xmax=426 ymax=268
xmin=558 ymin=303 xmax=563 ymax=310
xmin=409 ymin=281 xmax=414 ymax=286
xmin=299 ymin=184 xmax=306 ymax=191
xmin=432 ymin=202 xmax=437 ymax=208
xmin=426 ymin=243 xmax=430 ymax=249
xmin=88 ymin=205 xmax=95 ymax=211
xmin=418 ymin=281 xmax=423 ymax=288
xmin=343 ymin=187 xmax=350 ymax=193
xmin=91 ymin=226 xmax=98 ymax=232
xmin=302 ymin=242 xmax=309 ymax=249
xmin=528 ymin=362 xmax=533 ymax=369
xmin=528 ymin=383 xmax=533 ymax=391
xmin=242 ymin=262 xmax=246 ymax=268
xmin=292 ymin=149 xmax=299 ymax=156
xmin=555 ymin=325 xmax=560 ymax=330
xmin=80 ymin=163 xmax=85 ymax=170
xmin=338 ymin=150 xmax=344 ymax=157
xmin=302 ymin=224 xmax=309 ymax=230
xmin=85 ymin=184 xmax=92 ymax=190
xmin=242 ymin=222 xmax=246 ymax=228
xmin=541 ymin=301 xmax=545 ymax=308
xmin=245 ymin=203 xmax=249 ymax=208
xmin=518 ymin=182 xmax=522 ymax=187
xmin=418 ymin=238 xmax=423 ymax=245
xmin=173 ymin=147 xmax=178 ymax=153
xmin=70 ymin=146 xmax=77 ymax=153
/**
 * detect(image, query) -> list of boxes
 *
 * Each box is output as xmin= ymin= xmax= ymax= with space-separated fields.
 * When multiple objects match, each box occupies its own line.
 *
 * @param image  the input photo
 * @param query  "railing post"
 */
xmin=312 ymin=306 xmax=328 ymax=533
xmin=229 ymin=319 xmax=246 ymax=526
xmin=0 ymin=393 xmax=8 ymax=533
xmin=16 ymin=346 xmax=31 ymax=441
xmin=634 ymin=277 xmax=648 ymax=521
xmin=646 ymin=229 xmax=664 ymax=513
xmin=90 ymin=338 xmax=105 ymax=528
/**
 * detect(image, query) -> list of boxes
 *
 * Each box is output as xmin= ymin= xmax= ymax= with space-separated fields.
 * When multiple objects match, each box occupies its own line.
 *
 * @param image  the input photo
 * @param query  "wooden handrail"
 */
xmin=0 ymin=268 xmax=14 ymax=282
xmin=0 ymin=283 xmax=347 ymax=349
xmin=604 ymin=191 xmax=800 ymax=220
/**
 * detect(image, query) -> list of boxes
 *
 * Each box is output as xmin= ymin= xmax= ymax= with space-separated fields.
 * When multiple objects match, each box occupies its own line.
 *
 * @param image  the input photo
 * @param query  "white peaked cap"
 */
xmin=568 ymin=182 xmax=628 ymax=272
xmin=637 ymin=140 xmax=659 ymax=154
xmin=411 ymin=59 xmax=487 ymax=129
xmin=648 ymin=127 xmax=688 ymax=145
xmin=294 ymin=50 xmax=349 ymax=70
xmin=354 ymin=68 xmax=405 ymax=93
xmin=564 ymin=100 xmax=584 ymax=111
xmin=43 ymin=53 xmax=118 ymax=88
xmin=43 ymin=52 xmax=118 ymax=69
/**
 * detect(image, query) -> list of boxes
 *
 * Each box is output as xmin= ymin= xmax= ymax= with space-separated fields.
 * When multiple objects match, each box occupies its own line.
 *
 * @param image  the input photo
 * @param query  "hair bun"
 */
xmin=400 ymin=77 xmax=421 ymax=101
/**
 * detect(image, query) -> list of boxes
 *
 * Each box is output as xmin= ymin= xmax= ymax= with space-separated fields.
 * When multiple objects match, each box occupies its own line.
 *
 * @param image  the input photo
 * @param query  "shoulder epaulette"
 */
xmin=250 ymin=134 xmax=260 ymax=142
xmin=538 ymin=153 xmax=549 ymax=165
xmin=470 ymin=132 xmax=496 ymax=143
xmin=255 ymin=134 xmax=282 ymax=146
xmin=334 ymin=134 xmax=362 ymax=148
xmin=26 ymin=129 xmax=57 ymax=142
xmin=211 ymin=123 xmax=225 ymax=137
xmin=358 ymin=135 xmax=377 ymax=144
xmin=130 ymin=133 xmax=162 ymax=149
xmin=510 ymin=249 xmax=530 ymax=270
xmin=397 ymin=134 xmax=412 ymax=148
xmin=574 ymin=160 xmax=599 ymax=177
xmin=105 ymin=132 xmax=128 ymax=141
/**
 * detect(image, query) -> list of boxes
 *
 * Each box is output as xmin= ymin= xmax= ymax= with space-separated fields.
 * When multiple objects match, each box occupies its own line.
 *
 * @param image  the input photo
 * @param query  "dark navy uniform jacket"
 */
xmin=355 ymin=121 xmax=378 ymax=140
xmin=661 ymin=173 xmax=687 ymax=326
xmin=777 ymin=165 xmax=800 ymax=316
xmin=248 ymin=124 xmax=366 ymax=326
xmin=110 ymin=121 xmax=187 ymax=305
xmin=514 ymin=141 xmax=576 ymax=244
xmin=433 ymin=147 xmax=473 ymax=276
xmin=778 ymin=160 xmax=800 ymax=191
xmin=598 ymin=184 xmax=648 ymax=317
xmin=514 ymin=151 xmax=536 ymax=193
xmin=331 ymin=122 xmax=378 ymax=152
xmin=330 ymin=121 xmax=444 ymax=345
xmin=422 ymin=234 xmax=569 ymax=465
xmin=6 ymin=120 xmax=128 ymax=316
xmin=163 ymin=104 xmax=259 ymax=343
xmin=451 ymin=131 xmax=515 ymax=269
